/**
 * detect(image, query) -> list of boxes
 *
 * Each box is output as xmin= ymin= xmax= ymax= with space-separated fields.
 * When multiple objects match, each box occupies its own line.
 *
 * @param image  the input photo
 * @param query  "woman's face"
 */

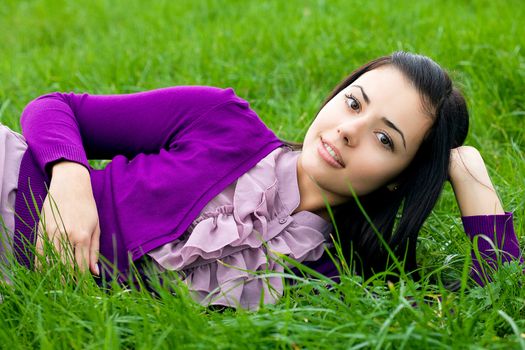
xmin=300 ymin=65 xmax=433 ymax=202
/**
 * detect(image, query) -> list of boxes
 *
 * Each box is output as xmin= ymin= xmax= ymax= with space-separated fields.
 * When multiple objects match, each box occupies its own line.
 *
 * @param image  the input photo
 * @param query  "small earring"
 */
xmin=387 ymin=184 xmax=399 ymax=192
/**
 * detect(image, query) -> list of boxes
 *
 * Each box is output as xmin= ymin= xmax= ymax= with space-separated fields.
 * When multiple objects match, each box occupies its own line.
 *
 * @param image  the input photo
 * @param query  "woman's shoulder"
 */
xmin=162 ymin=85 xmax=250 ymax=107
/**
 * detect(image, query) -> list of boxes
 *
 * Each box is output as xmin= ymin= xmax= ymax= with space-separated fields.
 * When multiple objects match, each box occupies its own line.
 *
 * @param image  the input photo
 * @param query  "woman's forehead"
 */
xmin=350 ymin=66 xmax=416 ymax=97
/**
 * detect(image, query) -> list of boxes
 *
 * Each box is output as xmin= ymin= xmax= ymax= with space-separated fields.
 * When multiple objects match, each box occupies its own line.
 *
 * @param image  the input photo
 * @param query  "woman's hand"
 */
xmin=36 ymin=161 xmax=100 ymax=275
xmin=448 ymin=146 xmax=505 ymax=216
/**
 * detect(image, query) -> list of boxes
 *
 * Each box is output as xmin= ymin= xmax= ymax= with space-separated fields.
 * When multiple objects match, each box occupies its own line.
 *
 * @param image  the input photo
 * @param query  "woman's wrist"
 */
xmin=51 ymin=161 xmax=90 ymax=178
xmin=50 ymin=161 xmax=92 ymax=193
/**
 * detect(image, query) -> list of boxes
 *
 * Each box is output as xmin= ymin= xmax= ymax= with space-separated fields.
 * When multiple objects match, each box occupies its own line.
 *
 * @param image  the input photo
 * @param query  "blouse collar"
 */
xmin=275 ymin=147 xmax=333 ymax=238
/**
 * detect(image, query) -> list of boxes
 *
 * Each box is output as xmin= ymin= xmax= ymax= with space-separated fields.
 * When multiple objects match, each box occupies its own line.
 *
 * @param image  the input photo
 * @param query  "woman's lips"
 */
xmin=318 ymin=138 xmax=345 ymax=168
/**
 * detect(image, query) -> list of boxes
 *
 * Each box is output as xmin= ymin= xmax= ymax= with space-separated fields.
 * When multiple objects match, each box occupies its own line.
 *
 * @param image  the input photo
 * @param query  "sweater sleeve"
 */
xmin=462 ymin=212 xmax=522 ymax=286
xmin=310 ymin=213 xmax=522 ymax=286
xmin=20 ymin=86 xmax=239 ymax=176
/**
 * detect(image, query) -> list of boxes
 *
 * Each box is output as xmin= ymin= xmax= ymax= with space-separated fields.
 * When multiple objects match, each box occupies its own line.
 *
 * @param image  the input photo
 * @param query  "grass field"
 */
xmin=1 ymin=0 xmax=525 ymax=348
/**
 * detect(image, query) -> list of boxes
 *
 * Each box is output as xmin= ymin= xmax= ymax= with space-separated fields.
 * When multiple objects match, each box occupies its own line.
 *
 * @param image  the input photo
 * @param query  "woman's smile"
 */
xmin=318 ymin=137 xmax=345 ymax=168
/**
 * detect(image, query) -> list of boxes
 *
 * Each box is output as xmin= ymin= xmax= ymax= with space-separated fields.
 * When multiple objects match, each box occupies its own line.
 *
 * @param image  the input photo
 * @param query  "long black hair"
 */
xmin=293 ymin=52 xmax=470 ymax=279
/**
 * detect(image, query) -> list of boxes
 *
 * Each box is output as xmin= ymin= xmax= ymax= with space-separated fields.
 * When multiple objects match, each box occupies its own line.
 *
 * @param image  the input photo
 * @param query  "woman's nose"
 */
xmin=337 ymin=117 xmax=367 ymax=147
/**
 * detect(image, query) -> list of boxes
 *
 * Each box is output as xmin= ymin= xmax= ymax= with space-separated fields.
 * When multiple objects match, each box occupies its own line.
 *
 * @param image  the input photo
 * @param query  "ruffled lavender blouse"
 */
xmin=148 ymin=147 xmax=333 ymax=309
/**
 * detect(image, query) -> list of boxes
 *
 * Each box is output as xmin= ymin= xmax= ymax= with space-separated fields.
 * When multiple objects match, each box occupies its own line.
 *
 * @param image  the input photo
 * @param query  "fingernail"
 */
xmin=94 ymin=263 xmax=100 ymax=276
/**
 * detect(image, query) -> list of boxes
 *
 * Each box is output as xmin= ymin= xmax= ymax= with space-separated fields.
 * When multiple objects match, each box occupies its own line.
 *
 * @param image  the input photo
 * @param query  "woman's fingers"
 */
xmin=35 ymin=222 xmax=65 ymax=268
xmin=34 ymin=220 xmax=47 ymax=268
xmin=74 ymin=242 xmax=90 ymax=273
xmin=34 ymin=234 xmax=44 ymax=269
xmin=89 ymin=224 xmax=101 ymax=276
xmin=35 ymin=218 xmax=97 ymax=274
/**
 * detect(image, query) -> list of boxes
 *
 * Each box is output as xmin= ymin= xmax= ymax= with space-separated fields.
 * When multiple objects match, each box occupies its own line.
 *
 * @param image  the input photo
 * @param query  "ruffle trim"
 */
xmin=148 ymin=147 xmax=332 ymax=309
xmin=151 ymin=212 xmax=327 ymax=309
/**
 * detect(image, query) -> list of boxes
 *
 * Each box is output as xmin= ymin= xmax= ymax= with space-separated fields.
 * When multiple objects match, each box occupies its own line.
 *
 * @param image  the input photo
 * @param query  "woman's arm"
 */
xmin=21 ymin=86 xmax=241 ymax=274
xmin=21 ymin=86 xmax=238 ymax=175
xmin=449 ymin=146 xmax=504 ymax=216
xmin=449 ymin=146 xmax=521 ymax=286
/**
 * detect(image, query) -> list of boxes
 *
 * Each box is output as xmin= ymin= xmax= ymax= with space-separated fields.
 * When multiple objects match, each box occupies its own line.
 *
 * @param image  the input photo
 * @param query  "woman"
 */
xmin=2 ymin=52 xmax=521 ymax=309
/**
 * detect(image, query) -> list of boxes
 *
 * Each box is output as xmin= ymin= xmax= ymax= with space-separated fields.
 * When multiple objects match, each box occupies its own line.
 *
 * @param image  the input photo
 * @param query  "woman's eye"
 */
xmin=376 ymin=132 xmax=394 ymax=151
xmin=344 ymin=93 xmax=361 ymax=111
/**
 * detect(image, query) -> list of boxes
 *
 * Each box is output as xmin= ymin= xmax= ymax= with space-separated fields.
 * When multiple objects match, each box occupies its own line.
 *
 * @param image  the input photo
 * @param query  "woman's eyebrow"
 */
xmin=352 ymin=84 xmax=407 ymax=150
xmin=351 ymin=84 xmax=407 ymax=150
xmin=382 ymin=117 xmax=407 ymax=150
xmin=353 ymin=85 xmax=370 ymax=104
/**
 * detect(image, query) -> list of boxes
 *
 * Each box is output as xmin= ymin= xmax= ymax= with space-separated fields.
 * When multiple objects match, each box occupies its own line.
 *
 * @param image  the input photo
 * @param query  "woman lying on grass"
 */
xmin=0 ymin=51 xmax=521 ymax=309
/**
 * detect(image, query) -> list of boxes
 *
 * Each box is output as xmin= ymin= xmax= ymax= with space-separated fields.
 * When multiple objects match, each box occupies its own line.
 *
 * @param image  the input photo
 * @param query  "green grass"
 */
xmin=1 ymin=0 xmax=525 ymax=348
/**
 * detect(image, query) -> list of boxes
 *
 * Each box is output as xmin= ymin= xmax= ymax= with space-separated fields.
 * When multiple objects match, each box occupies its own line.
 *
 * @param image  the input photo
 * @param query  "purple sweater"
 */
xmin=13 ymin=86 xmax=521 ymax=285
xmin=14 ymin=86 xmax=283 ymax=278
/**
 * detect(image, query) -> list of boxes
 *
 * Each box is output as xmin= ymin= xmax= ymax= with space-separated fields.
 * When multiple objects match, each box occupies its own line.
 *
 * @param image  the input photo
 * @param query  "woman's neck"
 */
xmin=294 ymin=154 xmax=344 ymax=219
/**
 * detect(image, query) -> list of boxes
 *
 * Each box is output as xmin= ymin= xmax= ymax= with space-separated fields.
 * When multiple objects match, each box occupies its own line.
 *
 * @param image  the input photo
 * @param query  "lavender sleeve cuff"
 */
xmin=462 ymin=212 xmax=522 ymax=286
